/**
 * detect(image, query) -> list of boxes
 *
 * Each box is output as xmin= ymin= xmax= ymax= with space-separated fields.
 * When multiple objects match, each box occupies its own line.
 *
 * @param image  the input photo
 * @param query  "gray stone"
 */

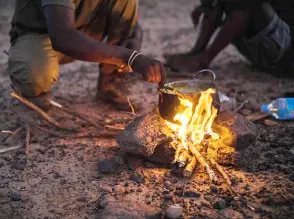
xmin=213 ymin=198 xmax=226 ymax=209
xmin=117 ymin=113 xmax=173 ymax=157
xmin=98 ymin=159 xmax=118 ymax=173
xmin=12 ymin=162 xmax=26 ymax=170
xmin=97 ymin=200 xmax=162 ymax=219
xmin=114 ymin=155 xmax=125 ymax=165
xmin=130 ymin=173 xmax=145 ymax=184
xmin=165 ymin=204 xmax=183 ymax=219
xmin=99 ymin=185 xmax=113 ymax=193
xmin=146 ymin=142 xmax=175 ymax=164
xmin=98 ymin=194 xmax=115 ymax=209
xmin=212 ymin=111 xmax=257 ymax=150
xmin=210 ymin=185 xmax=219 ymax=194
xmin=10 ymin=193 xmax=21 ymax=201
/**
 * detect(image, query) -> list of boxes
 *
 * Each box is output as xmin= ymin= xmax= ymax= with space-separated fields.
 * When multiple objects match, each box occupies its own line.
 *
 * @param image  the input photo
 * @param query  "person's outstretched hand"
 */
xmin=164 ymin=52 xmax=210 ymax=73
xmin=131 ymin=54 xmax=166 ymax=86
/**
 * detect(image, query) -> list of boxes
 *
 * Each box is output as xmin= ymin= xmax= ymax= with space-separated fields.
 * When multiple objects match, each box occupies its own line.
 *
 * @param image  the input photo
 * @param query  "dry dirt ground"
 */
xmin=0 ymin=1 xmax=294 ymax=219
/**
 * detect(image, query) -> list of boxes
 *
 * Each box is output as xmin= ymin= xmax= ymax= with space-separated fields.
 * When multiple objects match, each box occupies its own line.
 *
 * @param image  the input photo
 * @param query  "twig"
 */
xmin=246 ymin=112 xmax=270 ymax=122
xmin=104 ymin=117 xmax=134 ymax=126
xmin=32 ymin=124 xmax=65 ymax=137
xmin=188 ymin=142 xmax=217 ymax=183
xmin=127 ymin=96 xmax=136 ymax=116
xmin=104 ymin=125 xmax=125 ymax=131
xmin=1 ymin=126 xmax=25 ymax=143
xmin=50 ymin=100 xmax=103 ymax=129
xmin=3 ymin=50 xmax=8 ymax=56
xmin=11 ymin=92 xmax=79 ymax=132
xmin=1 ymin=130 xmax=13 ymax=134
xmin=234 ymin=100 xmax=248 ymax=113
xmin=64 ymin=130 xmax=120 ymax=139
xmin=25 ymin=124 xmax=31 ymax=155
xmin=209 ymin=158 xmax=235 ymax=194
xmin=0 ymin=145 xmax=22 ymax=154
xmin=210 ymin=158 xmax=255 ymax=211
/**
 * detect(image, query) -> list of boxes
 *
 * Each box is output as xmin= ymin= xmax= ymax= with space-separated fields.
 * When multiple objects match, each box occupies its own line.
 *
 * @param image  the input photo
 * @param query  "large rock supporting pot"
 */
xmin=117 ymin=111 xmax=258 ymax=166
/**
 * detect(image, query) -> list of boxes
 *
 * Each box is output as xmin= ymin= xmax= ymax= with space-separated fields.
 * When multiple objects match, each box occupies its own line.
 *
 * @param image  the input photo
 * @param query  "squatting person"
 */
xmin=165 ymin=0 xmax=294 ymax=74
xmin=8 ymin=0 xmax=166 ymax=110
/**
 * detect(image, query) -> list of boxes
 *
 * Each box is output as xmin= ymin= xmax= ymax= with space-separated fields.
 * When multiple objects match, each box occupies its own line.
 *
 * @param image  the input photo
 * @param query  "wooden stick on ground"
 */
xmin=209 ymin=158 xmax=236 ymax=194
xmin=49 ymin=100 xmax=102 ymax=129
xmin=11 ymin=92 xmax=79 ymax=132
xmin=209 ymin=158 xmax=256 ymax=211
xmin=0 ymin=145 xmax=22 ymax=154
xmin=234 ymin=100 xmax=248 ymax=113
xmin=32 ymin=124 xmax=65 ymax=137
xmin=104 ymin=125 xmax=125 ymax=131
xmin=246 ymin=112 xmax=270 ymax=122
xmin=25 ymin=124 xmax=31 ymax=155
xmin=64 ymin=130 xmax=121 ymax=139
xmin=188 ymin=142 xmax=217 ymax=183
xmin=1 ymin=130 xmax=13 ymax=134
xmin=127 ymin=96 xmax=136 ymax=116
xmin=1 ymin=126 xmax=25 ymax=143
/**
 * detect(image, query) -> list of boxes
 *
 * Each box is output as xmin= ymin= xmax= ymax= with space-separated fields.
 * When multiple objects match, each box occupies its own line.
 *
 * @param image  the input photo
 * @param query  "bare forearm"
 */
xmin=206 ymin=11 xmax=248 ymax=61
xmin=193 ymin=14 xmax=218 ymax=53
xmin=51 ymin=27 xmax=133 ymax=67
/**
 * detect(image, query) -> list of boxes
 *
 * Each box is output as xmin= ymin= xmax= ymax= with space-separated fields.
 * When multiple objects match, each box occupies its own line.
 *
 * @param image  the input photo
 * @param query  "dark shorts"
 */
xmin=234 ymin=14 xmax=292 ymax=69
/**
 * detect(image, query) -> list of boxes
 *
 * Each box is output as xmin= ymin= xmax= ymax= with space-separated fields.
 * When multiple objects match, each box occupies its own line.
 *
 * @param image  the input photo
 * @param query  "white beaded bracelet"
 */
xmin=118 ymin=51 xmax=142 ymax=72
xmin=129 ymin=52 xmax=141 ymax=70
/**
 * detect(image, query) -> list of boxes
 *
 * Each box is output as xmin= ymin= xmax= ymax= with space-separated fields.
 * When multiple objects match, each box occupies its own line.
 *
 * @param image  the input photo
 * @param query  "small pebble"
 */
xmin=114 ymin=155 xmax=125 ymax=165
xmin=12 ymin=163 xmax=26 ymax=170
xmin=97 ymin=159 xmax=117 ymax=173
xmin=288 ymin=174 xmax=294 ymax=181
xmin=210 ymin=185 xmax=219 ymax=194
xmin=98 ymin=194 xmax=114 ymax=208
xmin=184 ymin=191 xmax=200 ymax=198
xmin=10 ymin=193 xmax=21 ymax=201
xmin=214 ymin=198 xmax=226 ymax=209
xmin=130 ymin=173 xmax=145 ymax=184
xmin=164 ymin=194 xmax=173 ymax=200
xmin=99 ymin=185 xmax=113 ymax=193
xmin=113 ymin=185 xmax=125 ymax=194
xmin=164 ymin=180 xmax=172 ymax=187
xmin=165 ymin=204 xmax=183 ymax=219
xmin=176 ymin=184 xmax=184 ymax=190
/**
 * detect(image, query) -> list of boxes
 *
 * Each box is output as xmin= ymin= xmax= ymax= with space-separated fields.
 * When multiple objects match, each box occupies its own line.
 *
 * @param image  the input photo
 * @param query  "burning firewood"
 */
xmin=177 ymin=150 xmax=192 ymax=167
xmin=183 ymin=156 xmax=197 ymax=177
xmin=188 ymin=142 xmax=217 ymax=183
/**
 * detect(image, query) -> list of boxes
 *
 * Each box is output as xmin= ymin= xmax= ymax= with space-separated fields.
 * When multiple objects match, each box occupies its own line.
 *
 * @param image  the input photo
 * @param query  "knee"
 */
xmin=8 ymin=56 xmax=59 ymax=97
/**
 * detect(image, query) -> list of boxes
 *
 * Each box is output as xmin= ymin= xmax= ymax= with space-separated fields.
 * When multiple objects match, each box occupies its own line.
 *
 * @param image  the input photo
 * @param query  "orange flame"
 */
xmin=165 ymin=88 xmax=219 ymax=150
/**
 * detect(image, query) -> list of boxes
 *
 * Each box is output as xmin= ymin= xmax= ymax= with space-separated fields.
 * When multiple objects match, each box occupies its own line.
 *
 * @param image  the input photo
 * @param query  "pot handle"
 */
xmin=193 ymin=69 xmax=216 ymax=81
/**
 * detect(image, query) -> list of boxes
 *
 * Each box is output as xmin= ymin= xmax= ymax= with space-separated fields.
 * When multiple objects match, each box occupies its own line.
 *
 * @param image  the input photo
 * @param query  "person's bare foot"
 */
xmin=164 ymin=52 xmax=210 ymax=73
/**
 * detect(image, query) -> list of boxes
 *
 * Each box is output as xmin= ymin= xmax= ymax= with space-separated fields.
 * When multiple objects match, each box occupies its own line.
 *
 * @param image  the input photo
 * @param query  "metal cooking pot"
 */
xmin=158 ymin=70 xmax=220 ymax=123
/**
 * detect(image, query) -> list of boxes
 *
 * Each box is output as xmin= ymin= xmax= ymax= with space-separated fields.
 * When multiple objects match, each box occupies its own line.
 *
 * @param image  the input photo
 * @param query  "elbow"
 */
xmin=48 ymin=28 xmax=72 ymax=53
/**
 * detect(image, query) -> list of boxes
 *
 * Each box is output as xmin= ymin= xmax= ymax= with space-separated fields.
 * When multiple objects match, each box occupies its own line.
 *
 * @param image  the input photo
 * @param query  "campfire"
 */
xmin=117 ymin=75 xmax=258 ymax=211
xmin=164 ymin=88 xmax=220 ymax=180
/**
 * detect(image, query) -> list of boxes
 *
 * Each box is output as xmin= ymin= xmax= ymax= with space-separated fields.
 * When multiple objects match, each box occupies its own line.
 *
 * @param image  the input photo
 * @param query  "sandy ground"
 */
xmin=0 ymin=1 xmax=294 ymax=219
